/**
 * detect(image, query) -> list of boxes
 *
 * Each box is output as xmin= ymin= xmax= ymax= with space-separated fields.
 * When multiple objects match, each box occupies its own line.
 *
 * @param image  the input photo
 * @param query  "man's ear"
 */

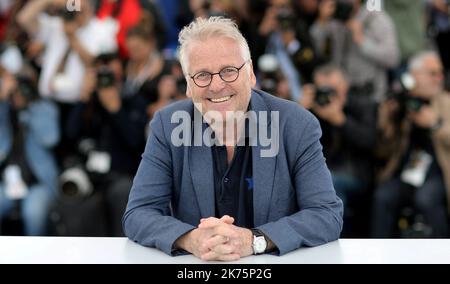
xmin=186 ymin=79 xmax=193 ymax=98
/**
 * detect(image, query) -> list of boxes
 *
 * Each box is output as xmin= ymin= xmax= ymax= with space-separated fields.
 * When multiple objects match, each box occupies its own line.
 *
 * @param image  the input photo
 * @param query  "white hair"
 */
xmin=408 ymin=50 xmax=440 ymax=73
xmin=178 ymin=16 xmax=251 ymax=76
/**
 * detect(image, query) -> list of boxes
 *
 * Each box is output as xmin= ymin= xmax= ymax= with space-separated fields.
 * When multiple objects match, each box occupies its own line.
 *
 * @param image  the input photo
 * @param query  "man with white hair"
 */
xmin=123 ymin=17 xmax=343 ymax=261
xmin=372 ymin=51 xmax=450 ymax=238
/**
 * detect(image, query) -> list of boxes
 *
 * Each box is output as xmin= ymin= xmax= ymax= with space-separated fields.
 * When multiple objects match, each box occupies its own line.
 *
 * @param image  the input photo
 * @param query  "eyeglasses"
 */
xmin=419 ymin=69 xmax=444 ymax=78
xmin=189 ymin=61 xmax=249 ymax=88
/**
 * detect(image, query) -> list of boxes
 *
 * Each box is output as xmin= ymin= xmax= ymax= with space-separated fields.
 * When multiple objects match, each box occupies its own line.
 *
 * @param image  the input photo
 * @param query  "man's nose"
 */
xmin=208 ymin=74 xmax=226 ymax=92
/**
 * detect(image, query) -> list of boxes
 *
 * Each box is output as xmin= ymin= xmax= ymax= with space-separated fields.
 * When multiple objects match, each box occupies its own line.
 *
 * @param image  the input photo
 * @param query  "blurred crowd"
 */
xmin=0 ymin=0 xmax=449 ymax=238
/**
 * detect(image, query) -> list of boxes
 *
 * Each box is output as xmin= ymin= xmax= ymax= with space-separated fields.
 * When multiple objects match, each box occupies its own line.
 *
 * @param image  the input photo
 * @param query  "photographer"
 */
xmin=373 ymin=51 xmax=450 ymax=238
xmin=299 ymin=64 xmax=377 ymax=235
xmin=17 ymin=0 xmax=118 ymax=166
xmin=64 ymin=52 xmax=148 ymax=236
xmin=17 ymin=0 xmax=118 ymax=102
xmin=311 ymin=0 xmax=399 ymax=102
xmin=258 ymin=0 xmax=320 ymax=100
xmin=0 ymin=70 xmax=60 ymax=236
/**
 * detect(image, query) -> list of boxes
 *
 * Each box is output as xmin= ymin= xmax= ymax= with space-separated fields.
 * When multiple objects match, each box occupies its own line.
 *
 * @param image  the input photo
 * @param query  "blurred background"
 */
xmin=0 ymin=0 xmax=449 ymax=239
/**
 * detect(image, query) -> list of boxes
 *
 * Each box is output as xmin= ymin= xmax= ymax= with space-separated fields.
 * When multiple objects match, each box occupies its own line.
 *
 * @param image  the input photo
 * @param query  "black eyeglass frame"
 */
xmin=189 ymin=60 xmax=249 ymax=88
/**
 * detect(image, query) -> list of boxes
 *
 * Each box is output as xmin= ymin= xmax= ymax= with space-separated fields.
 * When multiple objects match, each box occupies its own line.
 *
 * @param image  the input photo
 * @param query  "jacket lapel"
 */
xmin=250 ymin=90 xmax=277 ymax=226
xmin=188 ymin=108 xmax=215 ymax=218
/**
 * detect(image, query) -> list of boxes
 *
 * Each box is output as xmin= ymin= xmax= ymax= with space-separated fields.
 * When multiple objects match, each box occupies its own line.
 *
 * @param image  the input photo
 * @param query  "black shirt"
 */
xmin=399 ymin=125 xmax=442 ymax=178
xmin=212 ymin=137 xmax=254 ymax=228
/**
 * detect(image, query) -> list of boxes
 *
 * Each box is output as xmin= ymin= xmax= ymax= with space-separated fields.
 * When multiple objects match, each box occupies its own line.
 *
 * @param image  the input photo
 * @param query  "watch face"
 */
xmin=254 ymin=237 xmax=267 ymax=254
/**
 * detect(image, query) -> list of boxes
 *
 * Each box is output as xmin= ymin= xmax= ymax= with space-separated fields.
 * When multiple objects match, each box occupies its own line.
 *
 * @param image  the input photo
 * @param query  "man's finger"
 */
xmin=212 ymin=225 xmax=239 ymax=240
xmin=199 ymin=216 xmax=234 ymax=228
xmin=211 ymin=244 xmax=235 ymax=255
xmin=201 ymin=251 xmax=240 ymax=262
xmin=204 ymin=235 xmax=229 ymax=250
xmin=199 ymin=217 xmax=220 ymax=224
xmin=218 ymin=253 xmax=241 ymax=261
xmin=220 ymin=215 xmax=234 ymax=224
xmin=198 ymin=217 xmax=225 ymax=229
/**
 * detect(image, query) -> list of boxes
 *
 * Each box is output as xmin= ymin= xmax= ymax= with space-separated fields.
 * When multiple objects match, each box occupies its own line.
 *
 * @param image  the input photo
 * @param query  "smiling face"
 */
xmin=185 ymin=36 xmax=256 ymax=121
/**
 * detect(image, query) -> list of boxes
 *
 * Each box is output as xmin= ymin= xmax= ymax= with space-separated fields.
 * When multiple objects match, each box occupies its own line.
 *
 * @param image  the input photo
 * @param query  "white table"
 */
xmin=0 ymin=237 xmax=449 ymax=264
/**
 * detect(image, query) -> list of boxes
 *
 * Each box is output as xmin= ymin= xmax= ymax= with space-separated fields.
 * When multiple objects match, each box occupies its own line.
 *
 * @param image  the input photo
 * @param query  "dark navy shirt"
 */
xmin=212 ymin=137 xmax=254 ymax=228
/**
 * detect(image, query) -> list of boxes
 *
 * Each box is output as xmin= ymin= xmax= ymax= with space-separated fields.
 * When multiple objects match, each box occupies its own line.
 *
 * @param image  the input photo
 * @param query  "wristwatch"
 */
xmin=251 ymin=229 xmax=267 ymax=255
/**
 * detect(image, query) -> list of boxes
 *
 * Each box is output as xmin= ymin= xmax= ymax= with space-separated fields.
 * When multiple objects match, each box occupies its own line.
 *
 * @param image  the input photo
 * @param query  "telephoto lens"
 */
xmin=60 ymin=167 xmax=93 ymax=198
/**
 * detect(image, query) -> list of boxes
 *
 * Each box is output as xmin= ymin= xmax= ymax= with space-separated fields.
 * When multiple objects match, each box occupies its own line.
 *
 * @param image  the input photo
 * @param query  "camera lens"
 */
xmin=97 ymin=67 xmax=115 ymax=89
xmin=314 ymin=86 xmax=335 ymax=106
xmin=61 ymin=181 xmax=79 ymax=197
xmin=60 ymin=167 xmax=93 ymax=198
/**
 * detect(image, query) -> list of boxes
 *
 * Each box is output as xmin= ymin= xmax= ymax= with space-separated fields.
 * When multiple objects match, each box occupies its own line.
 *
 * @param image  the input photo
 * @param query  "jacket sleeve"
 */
xmin=122 ymin=110 xmax=195 ymax=256
xmin=257 ymin=113 xmax=344 ymax=255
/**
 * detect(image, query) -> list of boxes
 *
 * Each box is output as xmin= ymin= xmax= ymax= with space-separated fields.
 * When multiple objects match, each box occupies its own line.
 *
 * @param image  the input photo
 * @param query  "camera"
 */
xmin=59 ymin=138 xmax=107 ymax=198
xmin=334 ymin=1 xmax=354 ymax=22
xmin=258 ymin=54 xmax=280 ymax=94
xmin=58 ymin=9 xmax=78 ymax=22
xmin=404 ymin=96 xmax=430 ymax=113
xmin=10 ymin=76 xmax=38 ymax=108
xmin=16 ymin=76 xmax=37 ymax=101
xmin=389 ymin=72 xmax=429 ymax=113
xmin=314 ymin=86 xmax=336 ymax=106
xmin=96 ymin=67 xmax=115 ymax=89
xmin=60 ymin=167 xmax=93 ymax=198
xmin=276 ymin=8 xmax=296 ymax=31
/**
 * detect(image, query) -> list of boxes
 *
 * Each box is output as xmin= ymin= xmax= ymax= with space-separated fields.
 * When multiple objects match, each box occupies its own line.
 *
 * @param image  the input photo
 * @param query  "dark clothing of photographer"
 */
xmin=313 ymin=93 xmax=377 ymax=206
xmin=64 ymin=82 xmax=148 ymax=236
xmin=66 ymin=91 xmax=148 ymax=177
xmin=123 ymin=58 xmax=172 ymax=105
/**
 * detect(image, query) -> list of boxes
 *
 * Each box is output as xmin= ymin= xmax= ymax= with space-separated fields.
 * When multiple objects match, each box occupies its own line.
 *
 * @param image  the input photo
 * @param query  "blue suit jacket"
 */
xmin=123 ymin=89 xmax=343 ymax=256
